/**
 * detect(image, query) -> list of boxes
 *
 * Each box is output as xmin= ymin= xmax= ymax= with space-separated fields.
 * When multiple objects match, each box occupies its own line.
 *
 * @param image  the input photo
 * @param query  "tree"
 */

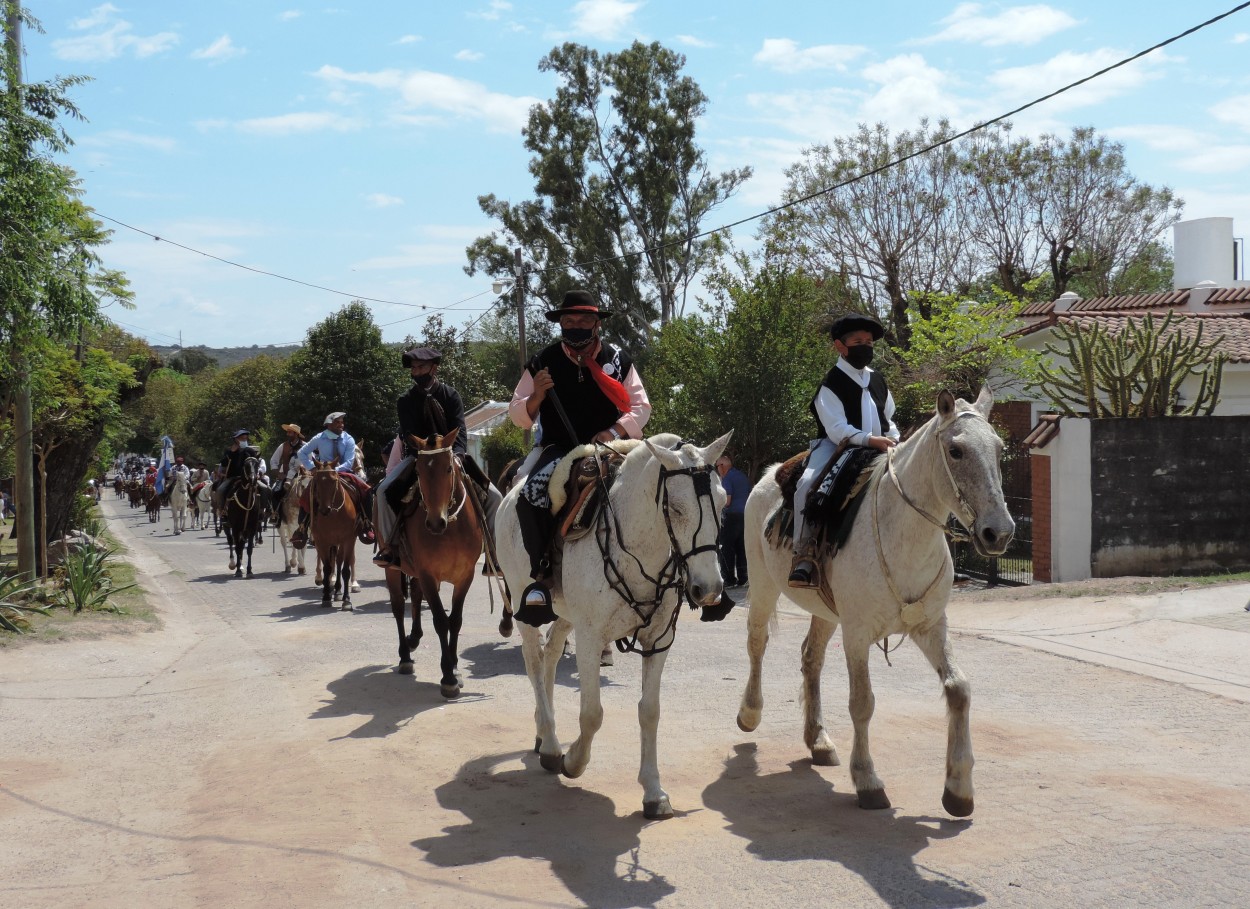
xmin=168 ymin=347 xmax=218 ymax=376
xmin=186 ymin=355 xmax=289 ymax=462
xmin=1033 ymin=311 xmax=1224 ymax=417
xmin=273 ymin=302 xmax=405 ymax=469
xmin=402 ymin=313 xmax=509 ymax=410
xmin=465 ymin=41 xmax=751 ymax=348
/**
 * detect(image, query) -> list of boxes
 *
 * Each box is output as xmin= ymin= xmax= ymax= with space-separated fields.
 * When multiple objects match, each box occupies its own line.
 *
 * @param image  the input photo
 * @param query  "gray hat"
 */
xmin=324 ymin=412 xmax=346 ymax=425
xmin=232 ymin=429 xmax=250 ymax=439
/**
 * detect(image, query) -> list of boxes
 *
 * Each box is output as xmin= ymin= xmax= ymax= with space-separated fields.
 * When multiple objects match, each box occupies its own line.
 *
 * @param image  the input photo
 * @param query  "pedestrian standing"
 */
xmin=715 ymin=454 xmax=752 ymax=587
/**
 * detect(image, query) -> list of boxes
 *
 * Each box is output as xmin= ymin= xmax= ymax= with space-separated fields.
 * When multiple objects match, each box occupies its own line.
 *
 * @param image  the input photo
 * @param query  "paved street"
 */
xmin=2 ymin=492 xmax=1249 ymax=908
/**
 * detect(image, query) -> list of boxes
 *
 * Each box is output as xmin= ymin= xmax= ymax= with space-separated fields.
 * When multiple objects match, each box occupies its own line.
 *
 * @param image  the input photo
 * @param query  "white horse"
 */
xmin=496 ymin=431 xmax=732 ymax=819
xmin=277 ymin=471 xmax=308 ymax=575
xmin=168 ymin=471 xmax=190 ymax=534
xmin=737 ymin=388 xmax=1015 ymax=818
xmin=191 ymin=481 xmax=212 ymax=530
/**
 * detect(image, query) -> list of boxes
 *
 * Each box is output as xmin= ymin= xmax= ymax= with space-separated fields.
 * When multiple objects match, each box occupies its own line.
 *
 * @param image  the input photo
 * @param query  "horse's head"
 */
xmin=410 ymin=427 xmax=460 ymax=535
xmin=932 ymin=387 xmax=1015 ymax=558
xmin=642 ymin=430 xmax=733 ymax=609
xmin=242 ymin=456 xmax=263 ymax=483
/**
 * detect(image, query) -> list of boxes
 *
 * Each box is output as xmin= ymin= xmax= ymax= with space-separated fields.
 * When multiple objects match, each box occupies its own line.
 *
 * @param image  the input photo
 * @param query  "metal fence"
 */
xmin=950 ymin=440 xmax=1033 ymax=586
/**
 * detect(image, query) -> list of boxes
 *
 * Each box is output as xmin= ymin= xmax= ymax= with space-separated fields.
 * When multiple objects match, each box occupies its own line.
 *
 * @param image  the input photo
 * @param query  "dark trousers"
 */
xmin=719 ymin=511 xmax=747 ymax=584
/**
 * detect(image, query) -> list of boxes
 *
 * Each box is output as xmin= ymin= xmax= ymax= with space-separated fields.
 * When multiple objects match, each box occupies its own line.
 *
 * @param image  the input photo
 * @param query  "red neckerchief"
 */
xmin=563 ymin=340 xmax=630 ymax=414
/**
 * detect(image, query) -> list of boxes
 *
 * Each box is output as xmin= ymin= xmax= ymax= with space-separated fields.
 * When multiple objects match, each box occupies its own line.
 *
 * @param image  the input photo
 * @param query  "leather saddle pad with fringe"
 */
xmin=766 ymin=447 xmax=881 ymax=557
xmin=549 ymin=440 xmax=640 ymax=542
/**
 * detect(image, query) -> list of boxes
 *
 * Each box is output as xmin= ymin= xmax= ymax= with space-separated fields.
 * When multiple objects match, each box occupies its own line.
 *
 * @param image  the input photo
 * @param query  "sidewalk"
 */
xmin=945 ymin=581 xmax=1250 ymax=702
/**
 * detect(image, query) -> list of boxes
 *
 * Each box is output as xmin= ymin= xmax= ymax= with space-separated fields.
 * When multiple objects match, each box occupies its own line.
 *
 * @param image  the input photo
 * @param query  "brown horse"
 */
xmin=384 ymin=428 xmax=484 ymax=697
xmin=309 ymin=459 xmax=358 ymax=610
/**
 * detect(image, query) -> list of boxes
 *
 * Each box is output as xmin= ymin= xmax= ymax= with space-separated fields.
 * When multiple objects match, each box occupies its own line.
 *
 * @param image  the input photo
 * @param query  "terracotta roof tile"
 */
xmin=1024 ymin=413 xmax=1061 ymax=449
xmin=1052 ymin=312 xmax=1250 ymax=363
xmin=1205 ymin=287 xmax=1250 ymax=304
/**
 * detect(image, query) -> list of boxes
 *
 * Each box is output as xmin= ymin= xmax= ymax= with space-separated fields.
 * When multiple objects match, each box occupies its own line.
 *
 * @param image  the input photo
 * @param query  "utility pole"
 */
xmin=5 ymin=5 xmax=36 ymax=579
xmin=514 ymin=247 xmax=530 ymax=448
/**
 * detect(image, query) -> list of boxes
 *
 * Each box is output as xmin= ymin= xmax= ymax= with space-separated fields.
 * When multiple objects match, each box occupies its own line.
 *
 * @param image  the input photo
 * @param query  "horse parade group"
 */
xmin=110 ymin=290 xmax=1016 ymax=822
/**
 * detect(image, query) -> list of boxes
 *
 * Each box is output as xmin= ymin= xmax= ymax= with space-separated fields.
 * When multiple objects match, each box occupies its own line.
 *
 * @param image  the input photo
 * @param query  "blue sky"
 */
xmin=23 ymin=1 xmax=1250 ymax=349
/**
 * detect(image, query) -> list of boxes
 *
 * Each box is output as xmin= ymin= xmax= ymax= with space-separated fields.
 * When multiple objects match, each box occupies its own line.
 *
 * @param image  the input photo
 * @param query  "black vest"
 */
xmin=529 ymin=342 xmax=632 ymax=451
xmin=812 ymin=365 xmax=888 ymax=437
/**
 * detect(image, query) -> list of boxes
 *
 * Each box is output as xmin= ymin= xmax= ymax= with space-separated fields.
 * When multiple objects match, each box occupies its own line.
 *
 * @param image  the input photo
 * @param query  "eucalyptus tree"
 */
xmin=466 ymin=41 xmax=751 ymax=349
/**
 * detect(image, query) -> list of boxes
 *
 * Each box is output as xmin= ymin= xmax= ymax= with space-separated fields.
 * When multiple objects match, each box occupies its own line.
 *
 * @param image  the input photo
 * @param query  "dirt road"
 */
xmin=2 ymin=493 xmax=1249 ymax=908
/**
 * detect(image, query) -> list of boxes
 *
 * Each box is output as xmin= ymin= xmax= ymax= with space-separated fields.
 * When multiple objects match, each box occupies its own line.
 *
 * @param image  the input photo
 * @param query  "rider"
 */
xmin=268 ymin=422 xmax=305 ymax=511
xmin=788 ymin=312 xmax=899 ymax=588
xmin=294 ymin=412 xmax=375 ymax=547
xmin=507 ymin=289 xmax=651 ymax=626
xmin=372 ymin=346 xmax=503 ymax=569
xmin=215 ymin=429 xmax=261 ymax=502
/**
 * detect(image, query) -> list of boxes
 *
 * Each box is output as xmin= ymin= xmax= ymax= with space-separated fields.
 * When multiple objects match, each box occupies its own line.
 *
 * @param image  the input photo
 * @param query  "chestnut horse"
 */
xmin=384 ymin=428 xmax=485 ymax=698
xmin=309 ymin=459 xmax=358 ymax=610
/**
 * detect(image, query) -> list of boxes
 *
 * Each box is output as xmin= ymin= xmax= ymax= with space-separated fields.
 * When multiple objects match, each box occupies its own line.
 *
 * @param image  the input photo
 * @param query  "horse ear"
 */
xmin=442 ymin=427 xmax=460 ymax=449
xmin=409 ymin=434 xmax=426 ymax=451
xmin=701 ymin=431 xmax=733 ymax=466
xmin=973 ymin=385 xmax=994 ymax=419
xmin=644 ymin=438 xmax=684 ymax=470
xmin=936 ymin=390 xmax=957 ymax=421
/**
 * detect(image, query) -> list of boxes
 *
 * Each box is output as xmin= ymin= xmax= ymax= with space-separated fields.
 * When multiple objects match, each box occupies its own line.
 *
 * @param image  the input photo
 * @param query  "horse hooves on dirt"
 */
xmin=942 ymin=787 xmax=974 ymax=818
xmin=857 ymin=788 xmax=892 ymax=810
xmin=539 ymin=752 xmax=563 ymax=773
xmin=498 ymin=615 xmax=513 ymax=638
xmin=811 ymin=747 xmax=839 ymax=767
xmin=439 ymin=682 xmax=461 ymax=699
xmin=246 ymin=570 xmax=254 ymax=578
xmin=340 ymin=603 xmax=352 ymax=611
xmin=396 ymin=661 xmax=414 ymax=675
xmin=298 ymin=566 xmax=305 ymax=575
xmin=643 ymin=797 xmax=674 ymax=820
xmin=736 ymin=709 xmax=760 ymax=733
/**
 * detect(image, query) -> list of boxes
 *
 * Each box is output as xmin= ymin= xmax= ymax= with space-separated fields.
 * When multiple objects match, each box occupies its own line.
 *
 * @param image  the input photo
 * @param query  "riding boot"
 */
xmin=514 ymin=496 xmax=557 ymax=626
xmin=787 ymin=523 xmax=820 ymax=589
xmin=292 ymin=507 xmax=309 ymax=549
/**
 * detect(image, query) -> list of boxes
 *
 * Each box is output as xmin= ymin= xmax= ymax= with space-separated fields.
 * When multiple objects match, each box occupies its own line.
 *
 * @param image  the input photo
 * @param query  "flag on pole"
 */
xmin=155 ymin=436 xmax=175 ymax=494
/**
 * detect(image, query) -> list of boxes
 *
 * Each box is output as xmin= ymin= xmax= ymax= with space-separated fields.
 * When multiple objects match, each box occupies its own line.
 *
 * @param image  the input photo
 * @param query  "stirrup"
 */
xmin=787 ymin=558 xmax=818 ymax=589
xmin=515 ymin=582 xmax=557 ymax=627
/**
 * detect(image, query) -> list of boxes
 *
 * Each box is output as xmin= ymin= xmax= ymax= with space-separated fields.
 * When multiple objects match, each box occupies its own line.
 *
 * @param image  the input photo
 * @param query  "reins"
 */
xmin=415 ymin=445 xmax=469 ymax=524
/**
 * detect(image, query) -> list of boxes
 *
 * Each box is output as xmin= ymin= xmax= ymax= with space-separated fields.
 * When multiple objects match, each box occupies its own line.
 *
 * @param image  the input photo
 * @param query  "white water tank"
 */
xmin=1173 ymin=217 xmax=1234 ymax=290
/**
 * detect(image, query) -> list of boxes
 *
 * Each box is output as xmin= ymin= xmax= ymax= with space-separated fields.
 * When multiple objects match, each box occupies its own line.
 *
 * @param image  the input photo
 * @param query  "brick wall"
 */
xmin=1031 ymin=454 xmax=1052 ymax=582
xmin=991 ymin=401 xmax=1033 ymax=443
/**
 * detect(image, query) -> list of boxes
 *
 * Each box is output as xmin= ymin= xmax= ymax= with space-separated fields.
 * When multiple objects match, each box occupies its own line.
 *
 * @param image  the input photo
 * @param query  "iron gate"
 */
xmin=950 ymin=440 xmax=1032 ymax=586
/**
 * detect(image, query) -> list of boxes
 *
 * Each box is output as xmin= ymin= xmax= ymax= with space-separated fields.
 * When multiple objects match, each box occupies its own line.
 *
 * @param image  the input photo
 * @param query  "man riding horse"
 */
xmin=293 ymin=412 xmax=374 ymax=548
xmin=788 ymin=312 xmax=900 ymax=588
xmin=268 ymin=422 xmax=305 ymax=515
xmin=213 ymin=429 xmax=266 ymax=505
xmin=507 ymin=289 xmax=652 ymax=626
xmin=373 ymin=346 xmax=502 ymax=569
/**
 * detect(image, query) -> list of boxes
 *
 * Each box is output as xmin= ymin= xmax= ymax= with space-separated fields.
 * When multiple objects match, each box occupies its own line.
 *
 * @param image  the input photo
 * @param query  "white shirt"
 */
xmin=813 ymin=358 xmax=900 ymax=447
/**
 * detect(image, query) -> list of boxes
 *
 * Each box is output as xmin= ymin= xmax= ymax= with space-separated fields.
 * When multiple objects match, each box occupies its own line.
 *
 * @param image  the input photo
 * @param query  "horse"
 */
xmin=384 ymin=428 xmax=485 ymax=698
xmin=113 ymin=476 xmax=124 ymax=499
xmin=276 ymin=470 xmax=309 ymax=575
xmin=190 ymin=481 xmax=212 ymax=530
xmin=308 ymin=459 xmax=358 ymax=609
xmin=168 ymin=471 xmax=190 ymax=534
xmin=736 ymin=388 xmax=1015 ymax=818
xmin=222 ymin=456 xmax=265 ymax=578
xmin=495 ymin=431 xmax=732 ymax=819
xmin=145 ymin=485 xmax=161 ymax=523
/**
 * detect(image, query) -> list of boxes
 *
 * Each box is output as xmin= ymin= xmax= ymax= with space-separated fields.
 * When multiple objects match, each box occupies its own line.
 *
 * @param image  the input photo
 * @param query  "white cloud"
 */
xmin=675 ymin=34 xmax=712 ymax=49
xmin=570 ymin=0 xmax=640 ymax=40
xmin=1108 ymin=124 xmax=1250 ymax=176
xmin=396 ymin=34 xmax=423 ymax=45
xmin=234 ymin=112 xmax=363 ymax=136
xmin=279 ymin=10 xmax=303 ymax=21
xmin=860 ymin=54 xmax=964 ymax=125
xmin=455 ymin=49 xmax=484 ymax=62
xmin=366 ymin=193 xmax=405 ymax=208
xmin=744 ymin=86 xmax=863 ymax=142
xmin=1233 ymin=33 xmax=1248 ymax=44
xmin=353 ymin=243 xmax=471 ymax=270
xmin=1211 ymin=94 xmax=1250 ymax=133
xmin=53 ymin=10 xmax=179 ymax=63
xmin=315 ymin=65 xmax=539 ymax=133
xmin=469 ymin=1 xmax=513 ymax=21
xmin=754 ymin=38 xmax=867 ymax=74
xmin=989 ymin=49 xmax=1174 ymax=112
xmin=920 ymin=3 xmax=1078 ymax=47
xmin=191 ymin=35 xmax=245 ymax=63
xmin=80 ymin=129 xmax=177 ymax=153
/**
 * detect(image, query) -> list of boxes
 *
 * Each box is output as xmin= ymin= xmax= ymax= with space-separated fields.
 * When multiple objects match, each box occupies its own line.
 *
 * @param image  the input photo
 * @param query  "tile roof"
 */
xmin=1035 ymin=312 xmax=1250 ymax=363
xmin=464 ymin=401 xmax=510 ymax=433
xmin=1024 ymin=413 xmax=1062 ymax=449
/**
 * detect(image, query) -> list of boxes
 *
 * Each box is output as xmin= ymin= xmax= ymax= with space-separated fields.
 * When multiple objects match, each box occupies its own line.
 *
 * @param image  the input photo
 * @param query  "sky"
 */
xmin=20 ymin=1 xmax=1250 ymax=350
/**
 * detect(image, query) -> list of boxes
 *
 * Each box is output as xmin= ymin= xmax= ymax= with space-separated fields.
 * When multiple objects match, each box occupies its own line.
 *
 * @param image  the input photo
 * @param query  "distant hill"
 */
xmin=151 ymin=344 xmax=302 ymax=370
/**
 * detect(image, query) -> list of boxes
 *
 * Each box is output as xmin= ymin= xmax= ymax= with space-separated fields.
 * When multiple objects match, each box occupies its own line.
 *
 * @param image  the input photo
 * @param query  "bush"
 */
xmin=0 ymin=572 xmax=49 ymax=634
xmin=56 ymin=545 xmax=134 ymax=614
xmin=480 ymin=421 xmax=526 ymax=482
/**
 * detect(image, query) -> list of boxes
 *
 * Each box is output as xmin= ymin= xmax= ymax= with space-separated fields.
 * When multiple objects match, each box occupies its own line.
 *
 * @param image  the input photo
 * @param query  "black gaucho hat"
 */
xmin=826 ymin=312 xmax=885 ymax=342
xmin=544 ymin=289 xmax=612 ymax=322
xmin=401 ymin=346 xmax=443 ymax=367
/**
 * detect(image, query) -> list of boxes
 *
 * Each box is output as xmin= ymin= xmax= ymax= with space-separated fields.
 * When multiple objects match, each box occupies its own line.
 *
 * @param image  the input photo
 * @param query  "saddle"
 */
xmin=548 ymin=440 xmax=639 ymax=542
xmin=766 ymin=444 xmax=882 ymax=557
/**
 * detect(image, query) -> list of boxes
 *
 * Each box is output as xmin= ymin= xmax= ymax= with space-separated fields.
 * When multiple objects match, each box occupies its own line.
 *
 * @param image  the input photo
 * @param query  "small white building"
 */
xmin=463 ymin=401 xmax=511 ymax=473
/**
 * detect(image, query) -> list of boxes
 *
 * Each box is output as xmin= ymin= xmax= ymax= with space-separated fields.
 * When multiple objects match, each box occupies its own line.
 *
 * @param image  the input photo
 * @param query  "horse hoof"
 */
xmin=405 ymin=634 xmax=421 ymax=650
xmin=246 ymin=570 xmax=254 ymax=578
xmin=643 ymin=796 xmax=673 ymax=820
xmin=857 ymin=788 xmax=891 ymax=810
xmin=811 ymin=747 xmax=839 ymax=767
xmin=396 ymin=661 xmax=414 ymax=675
xmin=298 ymin=567 xmax=305 ymax=576
xmin=942 ymin=787 xmax=974 ymax=818
xmin=440 ymin=682 xmax=461 ymax=699
xmin=736 ymin=709 xmax=760 ymax=733
xmin=234 ymin=570 xmax=242 ymax=578
xmin=498 ymin=616 xmax=513 ymax=638
xmin=539 ymin=752 xmax=562 ymax=773
xmin=534 ymin=737 xmax=542 ymax=754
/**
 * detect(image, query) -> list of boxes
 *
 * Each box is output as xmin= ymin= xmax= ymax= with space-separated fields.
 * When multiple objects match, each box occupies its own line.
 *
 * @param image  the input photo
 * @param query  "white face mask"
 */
xmin=323 ymin=429 xmax=340 ymax=439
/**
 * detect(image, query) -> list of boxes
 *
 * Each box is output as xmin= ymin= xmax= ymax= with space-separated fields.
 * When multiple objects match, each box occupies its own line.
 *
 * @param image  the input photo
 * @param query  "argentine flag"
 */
xmin=155 ymin=436 xmax=175 ymax=494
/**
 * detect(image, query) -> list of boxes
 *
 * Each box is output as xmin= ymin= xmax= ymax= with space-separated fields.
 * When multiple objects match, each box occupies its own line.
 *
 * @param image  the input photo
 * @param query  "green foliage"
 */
xmin=480 ymin=421 xmax=526 ymax=482
xmin=55 ymin=543 xmax=133 ymax=613
xmin=1034 ymin=311 xmax=1225 ymax=417
xmin=0 ymin=571 xmax=48 ymax=633
xmin=185 ymin=354 xmax=288 ymax=460
xmin=167 ymin=347 xmax=218 ymax=376
xmin=273 ymin=302 xmax=405 ymax=467
xmin=466 ymin=40 xmax=751 ymax=348
xmin=403 ymin=313 xmax=509 ymax=409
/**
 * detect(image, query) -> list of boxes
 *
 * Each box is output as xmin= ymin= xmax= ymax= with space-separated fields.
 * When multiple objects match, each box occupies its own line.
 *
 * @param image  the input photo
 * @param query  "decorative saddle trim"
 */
xmin=547 ymin=439 xmax=641 ymax=514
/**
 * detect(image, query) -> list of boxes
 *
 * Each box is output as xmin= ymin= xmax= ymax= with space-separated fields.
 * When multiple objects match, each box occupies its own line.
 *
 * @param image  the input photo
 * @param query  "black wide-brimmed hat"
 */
xmin=401 ymin=346 xmax=443 ymax=367
xmin=544 ymin=289 xmax=611 ymax=322
xmin=826 ymin=312 xmax=885 ymax=342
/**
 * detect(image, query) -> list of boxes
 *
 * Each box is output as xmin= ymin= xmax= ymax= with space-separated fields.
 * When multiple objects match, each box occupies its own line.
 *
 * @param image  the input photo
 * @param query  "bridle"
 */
xmin=884 ymin=411 xmax=982 ymax=538
xmin=415 ymin=444 xmax=469 ymax=524
xmin=596 ymin=442 xmax=722 ymax=657
xmin=311 ymin=462 xmax=347 ymax=515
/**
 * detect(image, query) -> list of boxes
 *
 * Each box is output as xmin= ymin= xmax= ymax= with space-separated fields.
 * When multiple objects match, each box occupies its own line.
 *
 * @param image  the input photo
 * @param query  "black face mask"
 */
xmin=845 ymin=344 xmax=874 ymax=369
xmin=562 ymin=327 xmax=595 ymax=349
xmin=412 ymin=373 xmax=433 ymax=388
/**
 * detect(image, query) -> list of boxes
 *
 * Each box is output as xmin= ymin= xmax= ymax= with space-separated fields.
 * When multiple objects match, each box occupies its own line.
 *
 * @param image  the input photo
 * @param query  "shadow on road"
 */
xmin=412 ymin=751 xmax=675 ymax=909
xmin=702 ymin=743 xmax=982 ymax=909
xmin=310 ymin=663 xmax=487 ymax=739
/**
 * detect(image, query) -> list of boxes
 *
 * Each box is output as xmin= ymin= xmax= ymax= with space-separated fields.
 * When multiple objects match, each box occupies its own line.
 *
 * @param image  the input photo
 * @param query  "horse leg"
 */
xmin=737 ymin=578 xmax=780 ymax=732
xmin=844 ymin=635 xmax=889 ymax=809
xmin=244 ymin=526 xmax=254 ymax=577
xmin=560 ymin=630 xmax=608 ymax=782
xmin=224 ymin=524 xmax=237 ymax=572
xmin=519 ymin=622 xmax=562 ymax=770
xmin=387 ymin=569 xmax=414 ymax=673
xmin=911 ymin=618 xmax=975 ymax=817
xmin=427 ymin=575 xmax=468 ymax=698
xmin=638 ymin=648 xmax=674 ymax=819
xmin=340 ymin=554 xmax=353 ymax=611
xmin=320 ymin=547 xmax=334 ymax=606
xmin=801 ymin=615 xmax=840 ymax=766
xmin=407 ymin=575 xmax=424 ymax=651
